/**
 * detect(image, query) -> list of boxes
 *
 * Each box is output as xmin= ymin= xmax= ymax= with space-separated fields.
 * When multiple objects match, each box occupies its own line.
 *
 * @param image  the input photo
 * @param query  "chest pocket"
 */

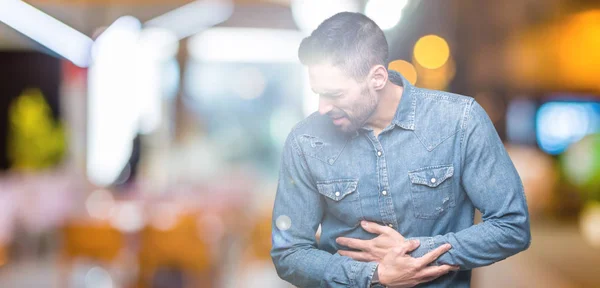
xmin=408 ymin=165 xmax=455 ymax=219
xmin=316 ymin=179 xmax=364 ymax=225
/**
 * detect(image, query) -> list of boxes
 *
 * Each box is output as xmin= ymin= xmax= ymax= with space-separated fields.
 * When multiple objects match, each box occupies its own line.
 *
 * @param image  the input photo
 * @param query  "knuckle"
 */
xmin=410 ymin=261 xmax=421 ymax=272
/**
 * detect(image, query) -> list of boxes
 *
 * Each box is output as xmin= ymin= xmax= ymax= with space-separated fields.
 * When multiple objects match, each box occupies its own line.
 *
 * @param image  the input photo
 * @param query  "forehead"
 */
xmin=307 ymin=63 xmax=357 ymax=94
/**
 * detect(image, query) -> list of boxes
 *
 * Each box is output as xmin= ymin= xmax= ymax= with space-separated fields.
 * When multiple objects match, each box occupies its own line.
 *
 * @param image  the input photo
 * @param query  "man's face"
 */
xmin=308 ymin=63 xmax=378 ymax=134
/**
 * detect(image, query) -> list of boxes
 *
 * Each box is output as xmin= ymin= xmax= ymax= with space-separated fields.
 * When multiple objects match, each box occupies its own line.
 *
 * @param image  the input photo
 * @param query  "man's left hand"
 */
xmin=336 ymin=220 xmax=407 ymax=262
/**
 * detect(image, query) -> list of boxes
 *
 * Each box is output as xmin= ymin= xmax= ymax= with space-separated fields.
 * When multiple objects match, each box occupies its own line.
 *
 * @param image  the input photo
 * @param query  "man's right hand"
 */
xmin=377 ymin=241 xmax=459 ymax=287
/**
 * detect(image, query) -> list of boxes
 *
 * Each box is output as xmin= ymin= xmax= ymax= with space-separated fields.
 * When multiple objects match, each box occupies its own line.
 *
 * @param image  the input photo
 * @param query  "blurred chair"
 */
xmin=60 ymin=221 xmax=124 ymax=287
xmin=138 ymin=214 xmax=213 ymax=288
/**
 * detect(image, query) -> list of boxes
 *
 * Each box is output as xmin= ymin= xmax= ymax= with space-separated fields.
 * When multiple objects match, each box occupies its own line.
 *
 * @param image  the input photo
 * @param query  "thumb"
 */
xmin=361 ymin=221 xmax=387 ymax=235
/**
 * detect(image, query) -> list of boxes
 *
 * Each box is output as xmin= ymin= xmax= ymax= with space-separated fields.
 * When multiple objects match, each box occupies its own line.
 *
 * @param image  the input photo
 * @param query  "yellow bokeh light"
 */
xmin=413 ymin=55 xmax=456 ymax=90
xmin=413 ymin=35 xmax=450 ymax=70
xmin=388 ymin=59 xmax=417 ymax=85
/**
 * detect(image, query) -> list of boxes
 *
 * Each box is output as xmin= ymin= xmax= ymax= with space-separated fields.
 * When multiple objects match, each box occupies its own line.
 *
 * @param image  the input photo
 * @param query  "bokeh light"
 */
xmin=365 ymin=0 xmax=408 ymax=30
xmin=413 ymin=34 xmax=450 ymax=70
xmin=413 ymin=55 xmax=455 ymax=90
xmin=561 ymin=133 xmax=600 ymax=201
xmin=150 ymin=202 xmax=180 ymax=231
xmin=85 ymin=189 xmax=115 ymax=220
xmin=536 ymin=102 xmax=600 ymax=155
xmin=580 ymin=202 xmax=600 ymax=248
xmin=109 ymin=202 xmax=144 ymax=233
xmin=291 ymin=0 xmax=361 ymax=34
xmin=506 ymin=144 xmax=558 ymax=216
xmin=275 ymin=215 xmax=292 ymax=231
xmin=388 ymin=59 xmax=417 ymax=85
xmin=84 ymin=266 xmax=113 ymax=288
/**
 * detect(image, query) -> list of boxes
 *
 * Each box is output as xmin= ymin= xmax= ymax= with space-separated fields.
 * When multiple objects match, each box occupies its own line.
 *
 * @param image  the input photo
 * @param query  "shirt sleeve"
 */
xmin=408 ymin=99 xmax=531 ymax=270
xmin=271 ymin=131 xmax=378 ymax=287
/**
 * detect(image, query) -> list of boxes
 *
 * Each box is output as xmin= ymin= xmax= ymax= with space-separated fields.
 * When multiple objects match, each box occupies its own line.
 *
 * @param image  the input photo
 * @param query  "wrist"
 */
xmin=370 ymin=265 xmax=388 ymax=288
xmin=376 ymin=263 xmax=390 ymax=286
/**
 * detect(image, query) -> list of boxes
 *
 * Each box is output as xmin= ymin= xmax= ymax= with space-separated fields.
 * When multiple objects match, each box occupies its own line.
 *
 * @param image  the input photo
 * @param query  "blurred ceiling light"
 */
xmin=137 ymin=27 xmax=179 ymax=61
xmin=188 ymin=28 xmax=304 ymax=63
xmin=145 ymin=0 xmax=233 ymax=40
xmin=91 ymin=16 xmax=142 ymax=63
xmin=413 ymin=34 xmax=450 ymax=70
xmin=0 ymin=0 xmax=93 ymax=67
xmin=88 ymin=16 xmax=179 ymax=186
xmin=388 ymin=59 xmax=417 ymax=85
xmin=87 ymin=16 xmax=142 ymax=187
xmin=291 ymin=0 xmax=361 ymax=34
xmin=365 ymin=0 xmax=408 ymax=30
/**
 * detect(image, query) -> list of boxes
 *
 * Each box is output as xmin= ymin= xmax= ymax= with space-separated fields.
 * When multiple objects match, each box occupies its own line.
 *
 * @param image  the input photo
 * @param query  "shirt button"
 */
xmin=388 ymin=224 xmax=393 ymax=228
xmin=377 ymin=151 xmax=382 ymax=157
xmin=335 ymin=191 xmax=340 ymax=197
xmin=382 ymin=190 xmax=387 ymax=196
xmin=431 ymin=178 xmax=437 ymax=183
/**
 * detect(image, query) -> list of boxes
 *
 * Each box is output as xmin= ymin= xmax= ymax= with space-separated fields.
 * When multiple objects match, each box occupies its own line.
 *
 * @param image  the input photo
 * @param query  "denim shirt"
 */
xmin=271 ymin=71 xmax=531 ymax=287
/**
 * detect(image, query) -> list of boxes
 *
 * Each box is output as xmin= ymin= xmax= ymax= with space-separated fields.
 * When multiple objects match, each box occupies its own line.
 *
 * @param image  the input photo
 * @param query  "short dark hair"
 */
xmin=298 ymin=12 xmax=389 ymax=80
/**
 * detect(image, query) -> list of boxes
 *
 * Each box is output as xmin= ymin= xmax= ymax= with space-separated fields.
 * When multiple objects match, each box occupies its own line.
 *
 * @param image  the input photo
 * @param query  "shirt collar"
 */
xmin=389 ymin=70 xmax=416 ymax=130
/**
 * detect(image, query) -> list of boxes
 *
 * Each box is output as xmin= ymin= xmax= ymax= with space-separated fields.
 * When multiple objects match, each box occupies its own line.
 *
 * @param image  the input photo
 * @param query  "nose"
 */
xmin=318 ymin=97 xmax=333 ymax=116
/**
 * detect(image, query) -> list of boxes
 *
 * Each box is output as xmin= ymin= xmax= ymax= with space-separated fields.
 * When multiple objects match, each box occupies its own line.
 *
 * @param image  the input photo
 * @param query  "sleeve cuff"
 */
xmin=358 ymin=261 xmax=379 ymax=287
xmin=407 ymin=237 xmax=437 ymax=260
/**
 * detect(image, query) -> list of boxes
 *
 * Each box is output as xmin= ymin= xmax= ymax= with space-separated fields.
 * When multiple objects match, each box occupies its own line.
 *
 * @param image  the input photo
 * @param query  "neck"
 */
xmin=366 ymin=81 xmax=404 ymax=131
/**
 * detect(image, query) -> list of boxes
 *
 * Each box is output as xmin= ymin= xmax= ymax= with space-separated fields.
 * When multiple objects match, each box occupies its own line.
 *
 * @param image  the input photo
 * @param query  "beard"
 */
xmin=336 ymin=85 xmax=378 ymax=134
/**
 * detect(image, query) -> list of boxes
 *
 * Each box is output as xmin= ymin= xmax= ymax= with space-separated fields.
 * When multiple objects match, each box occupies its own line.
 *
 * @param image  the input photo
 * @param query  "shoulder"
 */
xmin=410 ymin=86 xmax=475 ymax=151
xmin=284 ymin=112 xmax=350 ymax=163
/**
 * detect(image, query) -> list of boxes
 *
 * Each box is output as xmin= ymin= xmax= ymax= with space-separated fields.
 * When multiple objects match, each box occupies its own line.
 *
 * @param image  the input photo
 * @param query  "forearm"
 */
xmin=272 ymin=244 xmax=378 ymax=287
xmin=409 ymin=217 xmax=530 ymax=269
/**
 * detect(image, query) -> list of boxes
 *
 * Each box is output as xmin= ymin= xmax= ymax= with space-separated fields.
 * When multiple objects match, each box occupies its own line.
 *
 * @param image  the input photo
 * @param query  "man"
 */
xmin=271 ymin=12 xmax=530 ymax=288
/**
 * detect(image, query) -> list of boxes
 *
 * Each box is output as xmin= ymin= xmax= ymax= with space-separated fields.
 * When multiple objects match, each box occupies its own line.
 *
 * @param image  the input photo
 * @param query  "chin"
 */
xmin=337 ymin=124 xmax=357 ymax=134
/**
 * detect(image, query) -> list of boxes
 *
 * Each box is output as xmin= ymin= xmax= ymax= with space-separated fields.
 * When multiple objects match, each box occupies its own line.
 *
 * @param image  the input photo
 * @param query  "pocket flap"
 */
xmin=408 ymin=165 xmax=454 ymax=188
xmin=316 ymin=179 xmax=358 ymax=201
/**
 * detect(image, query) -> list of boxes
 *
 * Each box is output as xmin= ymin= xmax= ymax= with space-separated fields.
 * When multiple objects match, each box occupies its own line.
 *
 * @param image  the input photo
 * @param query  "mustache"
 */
xmin=327 ymin=110 xmax=347 ymax=119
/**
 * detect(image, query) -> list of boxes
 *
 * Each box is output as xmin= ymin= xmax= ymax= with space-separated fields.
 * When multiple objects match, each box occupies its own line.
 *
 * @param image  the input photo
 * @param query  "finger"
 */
xmin=421 ymin=275 xmax=441 ymax=284
xmin=417 ymin=244 xmax=452 ymax=267
xmin=336 ymin=237 xmax=370 ymax=251
xmin=390 ymin=246 xmax=407 ymax=257
xmin=402 ymin=239 xmax=421 ymax=253
xmin=417 ymin=264 xmax=456 ymax=280
xmin=360 ymin=221 xmax=392 ymax=235
xmin=338 ymin=250 xmax=376 ymax=262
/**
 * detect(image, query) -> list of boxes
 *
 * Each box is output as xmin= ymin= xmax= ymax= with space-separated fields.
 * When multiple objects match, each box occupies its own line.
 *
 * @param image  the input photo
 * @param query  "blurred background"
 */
xmin=0 ymin=0 xmax=599 ymax=287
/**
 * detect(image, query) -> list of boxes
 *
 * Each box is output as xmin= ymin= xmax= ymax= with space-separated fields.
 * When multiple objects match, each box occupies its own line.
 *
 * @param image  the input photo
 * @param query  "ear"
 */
xmin=369 ymin=65 xmax=388 ymax=91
